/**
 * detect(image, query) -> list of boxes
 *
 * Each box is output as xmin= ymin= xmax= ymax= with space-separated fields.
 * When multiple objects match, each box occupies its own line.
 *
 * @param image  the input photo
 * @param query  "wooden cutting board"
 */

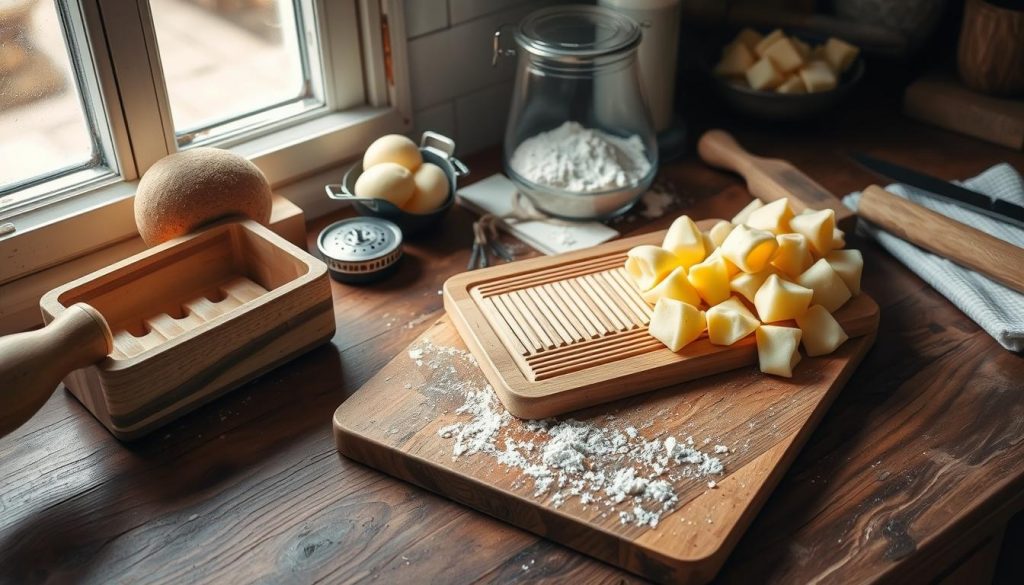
xmin=444 ymin=223 xmax=879 ymax=419
xmin=334 ymin=314 xmax=876 ymax=584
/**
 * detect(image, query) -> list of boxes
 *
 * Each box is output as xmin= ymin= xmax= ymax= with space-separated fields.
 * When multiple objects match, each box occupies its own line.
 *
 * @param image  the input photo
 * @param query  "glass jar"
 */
xmin=494 ymin=5 xmax=657 ymax=221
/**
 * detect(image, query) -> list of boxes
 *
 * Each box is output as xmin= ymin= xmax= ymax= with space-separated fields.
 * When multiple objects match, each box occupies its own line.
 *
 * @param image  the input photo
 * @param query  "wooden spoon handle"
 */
xmin=698 ymin=129 xmax=857 ymax=230
xmin=0 ymin=303 xmax=112 ymax=437
xmin=859 ymin=185 xmax=1024 ymax=293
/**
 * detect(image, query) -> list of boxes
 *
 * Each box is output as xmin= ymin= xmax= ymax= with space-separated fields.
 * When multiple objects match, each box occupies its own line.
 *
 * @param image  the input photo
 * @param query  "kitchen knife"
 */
xmin=851 ymin=152 xmax=1024 ymax=230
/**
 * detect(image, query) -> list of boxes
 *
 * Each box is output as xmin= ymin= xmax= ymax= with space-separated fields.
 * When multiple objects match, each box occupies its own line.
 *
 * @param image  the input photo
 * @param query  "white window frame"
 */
xmin=0 ymin=0 xmax=411 ymax=288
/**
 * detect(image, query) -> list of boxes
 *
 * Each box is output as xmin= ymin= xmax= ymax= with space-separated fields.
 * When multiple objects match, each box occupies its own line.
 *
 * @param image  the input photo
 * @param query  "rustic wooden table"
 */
xmin=2 ymin=104 xmax=1022 ymax=584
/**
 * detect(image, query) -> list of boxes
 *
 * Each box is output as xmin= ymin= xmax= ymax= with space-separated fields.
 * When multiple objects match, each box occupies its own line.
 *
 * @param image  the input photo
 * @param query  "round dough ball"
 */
xmin=354 ymin=162 xmax=415 ymax=208
xmin=363 ymin=134 xmax=422 ymax=172
xmin=403 ymin=163 xmax=450 ymax=214
xmin=134 ymin=147 xmax=272 ymax=246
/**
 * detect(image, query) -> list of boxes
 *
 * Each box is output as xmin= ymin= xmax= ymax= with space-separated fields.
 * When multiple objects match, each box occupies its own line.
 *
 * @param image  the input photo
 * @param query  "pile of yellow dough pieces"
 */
xmin=714 ymin=28 xmax=860 ymax=94
xmin=354 ymin=134 xmax=450 ymax=213
xmin=624 ymin=197 xmax=863 ymax=378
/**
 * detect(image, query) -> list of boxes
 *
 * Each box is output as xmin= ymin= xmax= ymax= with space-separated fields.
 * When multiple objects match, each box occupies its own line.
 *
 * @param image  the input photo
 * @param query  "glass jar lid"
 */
xmin=514 ymin=5 xmax=641 ymax=62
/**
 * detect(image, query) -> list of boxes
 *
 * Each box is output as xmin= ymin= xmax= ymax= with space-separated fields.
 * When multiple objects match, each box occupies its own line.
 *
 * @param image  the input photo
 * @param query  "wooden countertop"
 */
xmin=2 ymin=104 xmax=1022 ymax=584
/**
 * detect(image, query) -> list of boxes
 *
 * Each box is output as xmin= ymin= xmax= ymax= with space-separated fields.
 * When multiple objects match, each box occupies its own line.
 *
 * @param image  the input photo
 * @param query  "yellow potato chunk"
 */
xmin=625 ymin=245 xmax=680 ymax=292
xmin=762 ymin=37 xmax=805 ymax=73
xmin=730 ymin=269 xmax=773 ymax=304
xmin=795 ymin=304 xmax=849 ymax=356
xmin=706 ymin=248 xmax=740 ymax=277
xmin=731 ymin=199 xmax=764 ymax=224
xmin=789 ymin=208 xmax=836 ymax=256
xmin=706 ymin=296 xmax=761 ymax=346
xmin=799 ymin=60 xmax=838 ymax=92
xmin=832 ymin=227 xmax=846 ymax=249
xmin=746 ymin=57 xmax=785 ymax=91
xmin=642 ymin=266 xmax=703 ymax=307
xmin=649 ymin=299 xmax=707 ymax=352
xmin=756 ymin=325 xmax=803 ymax=377
xmin=720 ymin=224 xmax=779 ymax=273
xmin=823 ymin=37 xmax=859 ymax=73
xmin=733 ymin=27 xmax=763 ymax=52
xmin=776 ymin=75 xmax=807 ymax=94
xmin=662 ymin=215 xmax=707 ymax=268
xmin=826 ymin=249 xmax=863 ymax=295
xmin=754 ymin=274 xmax=813 ymax=323
xmin=754 ymin=29 xmax=786 ymax=57
xmin=793 ymin=37 xmax=812 ymax=58
xmin=771 ymin=233 xmax=813 ymax=277
xmin=687 ymin=252 xmax=733 ymax=306
xmin=796 ymin=258 xmax=852 ymax=312
xmin=714 ymin=42 xmax=756 ymax=78
xmin=707 ymin=220 xmax=734 ymax=249
xmin=745 ymin=198 xmax=794 ymax=235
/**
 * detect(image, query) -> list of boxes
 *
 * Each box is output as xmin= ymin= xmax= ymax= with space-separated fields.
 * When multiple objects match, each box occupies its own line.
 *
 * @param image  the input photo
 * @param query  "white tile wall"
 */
xmin=403 ymin=0 xmax=545 ymax=156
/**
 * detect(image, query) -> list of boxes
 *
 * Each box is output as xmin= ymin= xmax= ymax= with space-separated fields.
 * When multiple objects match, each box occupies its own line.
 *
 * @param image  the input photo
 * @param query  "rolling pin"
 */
xmin=698 ymin=129 xmax=858 ymax=232
xmin=0 ymin=303 xmax=112 ymax=438
xmin=858 ymin=185 xmax=1024 ymax=294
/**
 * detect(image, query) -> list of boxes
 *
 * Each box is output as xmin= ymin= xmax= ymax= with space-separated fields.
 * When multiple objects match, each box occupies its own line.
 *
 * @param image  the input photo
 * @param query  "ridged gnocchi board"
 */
xmin=443 ymin=222 xmax=879 ymax=419
xmin=333 ymin=312 xmax=876 ymax=584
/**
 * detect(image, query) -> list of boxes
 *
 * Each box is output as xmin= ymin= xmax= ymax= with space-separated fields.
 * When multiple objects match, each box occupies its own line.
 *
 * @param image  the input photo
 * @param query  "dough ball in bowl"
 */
xmin=403 ymin=163 xmax=450 ymax=214
xmin=354 ymin=162 xmax=416 ymax=208
xmin=363 ymin=134 xmax=423 ymax=172
xmin=134 ymin=147 xmax=272 ymax=246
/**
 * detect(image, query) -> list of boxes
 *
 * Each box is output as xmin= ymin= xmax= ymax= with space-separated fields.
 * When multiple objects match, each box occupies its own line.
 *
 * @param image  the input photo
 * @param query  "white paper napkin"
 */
xmin=456 ymin=174 xmax=620 ymax=256
xmin=843 ymin=163 xmax=1024 ymax=351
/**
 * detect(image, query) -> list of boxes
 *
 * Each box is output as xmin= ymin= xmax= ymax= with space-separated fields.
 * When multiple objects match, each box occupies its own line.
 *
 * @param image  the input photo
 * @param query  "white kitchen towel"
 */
xmin=457 ymin=173 xmax=620 ymax=255
xmin=843 ymin=163 xmax=1024 ymax=352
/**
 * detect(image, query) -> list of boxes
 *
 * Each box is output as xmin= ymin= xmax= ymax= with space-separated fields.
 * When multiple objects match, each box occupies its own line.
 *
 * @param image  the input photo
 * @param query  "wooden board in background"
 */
xmin=334 ymin=316 xmax=876 ymax=584
xmin=904 ymin=74 xmax=1024 ymax=150
xmin=444 ymin=224 xmax=879 ymax=419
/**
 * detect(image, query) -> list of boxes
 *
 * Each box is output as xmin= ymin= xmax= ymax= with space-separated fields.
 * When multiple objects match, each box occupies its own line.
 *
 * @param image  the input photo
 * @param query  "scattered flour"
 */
xmin=410 ymin=340 xmax=727 ymax=530
xmin=639 ymin=188 xmax=676 ymax=219
xmin=509 ymin=121 xmax=651 ymax=193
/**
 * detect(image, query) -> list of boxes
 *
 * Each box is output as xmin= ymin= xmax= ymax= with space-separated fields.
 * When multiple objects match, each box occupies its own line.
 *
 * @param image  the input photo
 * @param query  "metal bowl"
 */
xmin=709 ymin=35 xmax=865 ymax=122
xmin=325 ymin=132 xmax=469 ymax=237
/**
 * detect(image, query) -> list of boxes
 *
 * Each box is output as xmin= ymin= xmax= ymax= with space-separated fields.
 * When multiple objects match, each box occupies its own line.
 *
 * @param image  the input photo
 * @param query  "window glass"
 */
xmin=149 ymin=0 xmax=319 ymax=145
xmin=0 ymin=0 xmax=98 ymax=205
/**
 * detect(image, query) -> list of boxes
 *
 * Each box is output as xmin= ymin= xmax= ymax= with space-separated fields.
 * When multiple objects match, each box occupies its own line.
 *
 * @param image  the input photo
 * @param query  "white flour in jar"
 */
xmin=509 ymin=121 xmax=651 ymax=193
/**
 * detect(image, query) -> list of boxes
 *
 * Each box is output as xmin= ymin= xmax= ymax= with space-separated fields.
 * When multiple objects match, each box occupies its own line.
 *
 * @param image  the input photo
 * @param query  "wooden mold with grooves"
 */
xmin=444 ymin=220 xmax=879 ymax=419
xmin=38 ymin=220 xmax=335 ymax=440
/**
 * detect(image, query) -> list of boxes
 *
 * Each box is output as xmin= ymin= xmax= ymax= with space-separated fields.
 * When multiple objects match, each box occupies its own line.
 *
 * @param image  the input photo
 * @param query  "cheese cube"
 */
xmin=823 ymin=37 xmax=859 ymax=73
xmin=746 ymin=57 xmax=785 ymax=91
xmin=789 ymin=208 xmax=836 ymax=256
xmin=795 ymin=304 xmax=849 ymax=356
xmin=731 ymin=199 xmax=764 ymax=224
xmin=642 ymin=266 xmax=703 ymax=307
xmin=625 ymin=245 xmax=680 ymax=291
xmin=776 ymin=75 xmax=807 ymax=94
xmin=796 ymin=258 xmax=852 ymax=312
xmin=706 ymin=247 xmax=740 ymax=277
xmin=793 ymin=37 xmax=812 ymax=58
xmin=754 ymin=274 xmax=813 ymax=323
xmin=754 ymin=29 xmax=786 ymax=57
xmin=662 ymin=215 xmax=707 ymax=268
xmin=756 ymin=325 xmax=803 ymax=377
xmin=730 ymin=269 xmax=773 ymax=304
xmin=649 ymin=299 xmax=707 ymax=352
xmin=733 ymin=27 xmax=763 ymax=52
xmin=832 ymin=227 xmax=846 ymax=249
xmin=762 ymin=37 xmax=805 ymax=73
xmin=745 ymin=198 xmax=794 ymax=235
xmin=771 ymin=233 xmax=813 ymax=277
xmin=687 ymin=252 xmax=732 ymax=306
xmin=720 ymin=224 xmax=779 ymax=273
xmin=708 ymin=220 xmax=734 ymax=249
xmin=706 ymin=296 xmax=760 ymax=346
xmin=799 ymin=60 xmax=837 ymax=93
xmin=714 ymin=42 xmax=756 ymax=78
xmin=826 ymin=249 xmax=863 ymax=295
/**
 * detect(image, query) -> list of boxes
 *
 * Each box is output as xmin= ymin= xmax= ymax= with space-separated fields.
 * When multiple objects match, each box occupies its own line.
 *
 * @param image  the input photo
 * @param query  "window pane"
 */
xmin=150 ymin=0 xmax=319 ymax=143
xmin=0 ymin=0 xmax=97 ymax=198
